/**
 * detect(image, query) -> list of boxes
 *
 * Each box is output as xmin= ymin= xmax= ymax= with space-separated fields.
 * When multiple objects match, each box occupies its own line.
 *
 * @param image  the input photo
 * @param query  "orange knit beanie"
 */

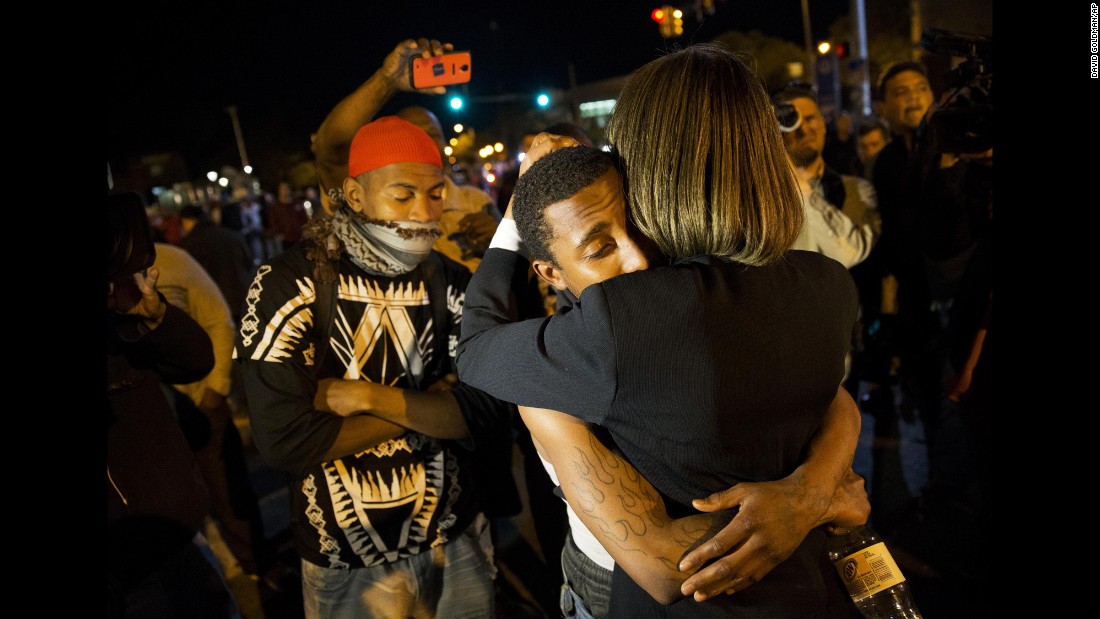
xmin=347 ymin=116 xmax=442 ymax=177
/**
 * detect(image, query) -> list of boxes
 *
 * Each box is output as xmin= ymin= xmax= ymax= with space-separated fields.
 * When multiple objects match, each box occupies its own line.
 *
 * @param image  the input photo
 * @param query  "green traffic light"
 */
xmin=450 ymin=96 xmax=464 ymax=111
xmin=536 ymin=93 xmax=550 ymax=108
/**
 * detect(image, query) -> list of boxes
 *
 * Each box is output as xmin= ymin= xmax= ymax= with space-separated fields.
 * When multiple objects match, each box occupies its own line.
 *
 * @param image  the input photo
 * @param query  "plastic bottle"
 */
xmin=826 ymin=524 xmax=924 ymax=618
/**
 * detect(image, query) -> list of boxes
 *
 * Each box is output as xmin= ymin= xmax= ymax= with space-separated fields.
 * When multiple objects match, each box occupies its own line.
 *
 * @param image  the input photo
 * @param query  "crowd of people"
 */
xmin=109 ymin=32 xmax=990 ymax=619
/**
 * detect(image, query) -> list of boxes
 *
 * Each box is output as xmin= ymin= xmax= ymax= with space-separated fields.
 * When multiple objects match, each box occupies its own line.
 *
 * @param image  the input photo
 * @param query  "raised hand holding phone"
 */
xmin=410 ymin=51 xmax=472 ymax=89
xmin=378 ymin=38 xmax=459 ymax=95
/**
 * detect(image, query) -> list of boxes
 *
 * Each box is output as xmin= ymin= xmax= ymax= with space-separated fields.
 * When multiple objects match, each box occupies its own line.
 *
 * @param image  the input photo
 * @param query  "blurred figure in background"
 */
xmin=822 ymin=110 xmax=860 ymax=177
xmin=398 ymin=105 xmax=501 ymax=273
xmin=154 ymin=241 xmax=275 ymax=619
xmin=221 ymin=192 xmax=269 ymax=267
xmin=178 ymin=205 xmax=255 ymax=326
xmin=266 ymin=180 xmax=311 ymax=253
xmin=856 ymin=117 xmax=891 ymax=181
xmin=108 ymin=192 xmax=240 ymax=619
xmin=177 ymin=203 xmax=259 ymax=454
xmin=494 ymin=131 xmax=539 ymax=218
xmin=871 ymin=58 xmax=992 ymax=586
xmin=872 ymin=61 xmax=947 ymax=475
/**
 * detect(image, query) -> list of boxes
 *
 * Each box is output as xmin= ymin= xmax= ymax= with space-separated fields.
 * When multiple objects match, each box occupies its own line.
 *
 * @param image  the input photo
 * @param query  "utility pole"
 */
xmin=225 ymin=104 xmax=250 ymax=172
xmin=852 ymin=0 xmax=873 ymax=117
xmin=909 ymin=0 xmax=923 ymax=61
xmin=800 ymin=0 xmax=816 ymax=87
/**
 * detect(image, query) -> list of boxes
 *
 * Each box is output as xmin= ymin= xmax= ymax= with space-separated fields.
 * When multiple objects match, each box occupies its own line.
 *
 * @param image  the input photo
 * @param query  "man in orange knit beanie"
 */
xmin=235 ymin=112 xmax=514 ymax=618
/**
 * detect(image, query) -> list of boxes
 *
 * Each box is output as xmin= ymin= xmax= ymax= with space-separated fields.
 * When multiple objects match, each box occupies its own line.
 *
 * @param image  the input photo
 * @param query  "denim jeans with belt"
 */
xmin=300 ymin=513 xmax=495 ymax=619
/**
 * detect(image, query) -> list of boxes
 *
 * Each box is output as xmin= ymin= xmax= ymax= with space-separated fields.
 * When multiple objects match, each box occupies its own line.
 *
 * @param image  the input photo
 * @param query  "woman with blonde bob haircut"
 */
xmin=608 ymin=42 xmax=804 ymax=266
xmin=459 ymin=43 xmax=863 ymax=617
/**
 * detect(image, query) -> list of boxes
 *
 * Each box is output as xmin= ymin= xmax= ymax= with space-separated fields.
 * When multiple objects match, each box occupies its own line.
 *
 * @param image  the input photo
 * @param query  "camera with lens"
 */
xmin=771 ymin=81 xmax=818 ymax=133
xmin=775 ymin=102 xmax=802 ymax=133
xmin=919 ymin=28 xmax=993 ymax=154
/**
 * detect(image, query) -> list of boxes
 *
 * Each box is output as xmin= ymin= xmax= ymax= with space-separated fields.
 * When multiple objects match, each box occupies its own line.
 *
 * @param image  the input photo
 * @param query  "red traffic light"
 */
xmin=651 ymin=7 xmax=666 ymax=22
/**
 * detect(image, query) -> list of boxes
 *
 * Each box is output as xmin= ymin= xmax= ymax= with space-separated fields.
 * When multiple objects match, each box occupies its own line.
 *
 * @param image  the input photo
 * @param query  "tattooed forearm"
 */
xmin=565 ymin=430 xmax=733 ymax=575
xmin=569 ymin=447 xmax=654 ymax=543
xmin=680 ymin=511 xmax=736 ymax=558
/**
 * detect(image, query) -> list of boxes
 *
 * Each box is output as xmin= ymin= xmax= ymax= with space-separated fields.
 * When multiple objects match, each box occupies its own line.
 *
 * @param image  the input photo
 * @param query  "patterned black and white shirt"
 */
xmin=235 ymin=242 xmax=509 ymax=569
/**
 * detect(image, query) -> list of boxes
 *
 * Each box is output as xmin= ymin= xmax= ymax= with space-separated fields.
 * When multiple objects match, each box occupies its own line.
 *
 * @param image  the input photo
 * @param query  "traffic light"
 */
xmin=449 ymin=95 xmax=464 ymax=111
xmin=536 ymin=92 xmax=551 ymax=108
xmin=836 ymin=41 xmax=850 ymax=58
xmin=651 ymin=5 xmax=683 ymax=38
xmin=651 ymin=6 xmax=672 ymax=38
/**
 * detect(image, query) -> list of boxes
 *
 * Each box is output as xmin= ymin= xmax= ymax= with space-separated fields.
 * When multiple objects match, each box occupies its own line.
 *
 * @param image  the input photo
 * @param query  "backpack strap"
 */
xmin=418 ymin=253 xmax=453 ymax=374
xmin=311 ymin=272 xmax=338 ymax=374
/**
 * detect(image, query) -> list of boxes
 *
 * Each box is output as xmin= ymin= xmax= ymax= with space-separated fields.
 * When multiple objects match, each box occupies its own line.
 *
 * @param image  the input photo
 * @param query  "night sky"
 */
xmin=109 ymin=0 xmax=849 ymax=185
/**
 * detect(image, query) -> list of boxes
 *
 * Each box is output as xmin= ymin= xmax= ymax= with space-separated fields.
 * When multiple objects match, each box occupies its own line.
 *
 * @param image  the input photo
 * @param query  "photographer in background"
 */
xmin=773 ymin=83 xmax=878 ymax=270
xmin=870 ymin=52 xmax=991 ymax=584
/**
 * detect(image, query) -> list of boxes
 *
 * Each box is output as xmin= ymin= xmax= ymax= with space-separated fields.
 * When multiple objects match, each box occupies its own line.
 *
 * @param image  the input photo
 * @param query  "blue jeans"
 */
xmin=560 ymin=529 xmax=611 ymax=619
xmin=561 ymin=585 xmax=598 ymax=619
xmin=301 ymin=513 xmax=495 ymax=619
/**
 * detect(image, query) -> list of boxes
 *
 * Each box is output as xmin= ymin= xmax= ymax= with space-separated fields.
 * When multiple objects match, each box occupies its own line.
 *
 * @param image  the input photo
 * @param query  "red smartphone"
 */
xmin=410 ymin=51 xmax=472 ymax=89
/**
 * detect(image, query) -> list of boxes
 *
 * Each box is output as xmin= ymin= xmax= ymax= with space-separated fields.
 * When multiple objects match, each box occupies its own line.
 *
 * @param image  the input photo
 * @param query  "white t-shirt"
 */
xmin=789 ymin=173 xmax=877 ymax=269
xmin=537 ymin=454 xmax=615 ymax=571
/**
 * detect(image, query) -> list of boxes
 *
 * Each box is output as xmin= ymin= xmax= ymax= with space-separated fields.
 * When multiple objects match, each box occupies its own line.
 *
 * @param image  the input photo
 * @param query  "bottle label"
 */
xmin=832 ymin=541 xmax=907 ymax=602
